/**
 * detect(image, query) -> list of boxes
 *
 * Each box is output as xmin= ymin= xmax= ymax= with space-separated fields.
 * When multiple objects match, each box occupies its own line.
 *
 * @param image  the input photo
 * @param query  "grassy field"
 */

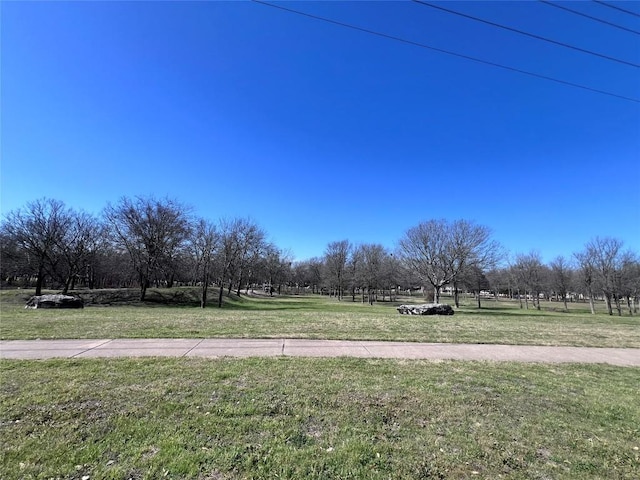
xmin=2 ymin=288 xmax=639 ymax=479
xmin=1 ymin=357 xmax=639 ymax=479
xmin=1 ymin=288 xmax=639 ymax=347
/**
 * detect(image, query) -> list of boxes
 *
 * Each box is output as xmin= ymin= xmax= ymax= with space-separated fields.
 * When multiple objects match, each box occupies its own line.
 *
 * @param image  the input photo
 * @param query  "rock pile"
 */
xmin=396 ymin=303 xmax=454 ymax=315
xmin=25 ymin=294 xmax=84 ymax=309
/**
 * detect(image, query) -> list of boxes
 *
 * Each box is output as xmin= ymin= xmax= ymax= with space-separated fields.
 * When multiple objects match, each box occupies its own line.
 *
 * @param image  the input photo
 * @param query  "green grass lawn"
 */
xmin=1 ymin=288 xmax=639 ymax=347
xmin=1 ymin=357 xmax=639 ymax=480
xmin=2 ymin=289 xmax=638 ymax=478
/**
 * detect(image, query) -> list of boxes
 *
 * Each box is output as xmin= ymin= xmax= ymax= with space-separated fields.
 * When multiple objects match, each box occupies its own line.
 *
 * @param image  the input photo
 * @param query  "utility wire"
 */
xmin=251 ymin=0 xmax=639 ymax=103
xmin=412 ymin=0 xmax=639 ymax=68
xmin=539 ymin=0 xmax=640 ymax=35
xmin=593 ymin=0 xmax=640 ymax=18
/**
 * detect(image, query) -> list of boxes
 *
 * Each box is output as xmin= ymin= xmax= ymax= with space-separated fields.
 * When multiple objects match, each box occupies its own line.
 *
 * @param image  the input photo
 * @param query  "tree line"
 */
xmin=1 ymin=197 xmax=638 ymax=314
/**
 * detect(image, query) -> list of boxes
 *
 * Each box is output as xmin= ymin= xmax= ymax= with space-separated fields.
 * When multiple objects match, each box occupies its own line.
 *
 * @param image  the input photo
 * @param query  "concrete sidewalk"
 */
xmin=1 ymin=338 xmax=639 ymax=366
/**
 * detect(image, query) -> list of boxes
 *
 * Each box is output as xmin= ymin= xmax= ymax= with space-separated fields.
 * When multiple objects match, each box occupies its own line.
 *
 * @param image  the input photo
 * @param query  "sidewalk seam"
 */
xmin=183 ymin=339 xmax=205 ymax=357
xmin=70 ymin=339 xmax=113 ymax=358
xmin=361 ymin=342 xmax=373 ymax=357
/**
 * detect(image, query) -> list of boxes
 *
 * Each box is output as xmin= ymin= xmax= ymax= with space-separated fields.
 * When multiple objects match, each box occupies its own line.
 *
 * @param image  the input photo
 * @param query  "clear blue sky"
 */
xmin=2 ymin=1 xmax=639 ymax=262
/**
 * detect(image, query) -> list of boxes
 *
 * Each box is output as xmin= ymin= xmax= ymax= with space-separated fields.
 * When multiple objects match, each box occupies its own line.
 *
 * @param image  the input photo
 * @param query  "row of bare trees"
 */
xmin=0 ymin=197 xmax=293 ymax=308
xmin=501 ymin=238 xmax=640 ymax=315
xmin=2 ymin=197 xmax=638 ymax=313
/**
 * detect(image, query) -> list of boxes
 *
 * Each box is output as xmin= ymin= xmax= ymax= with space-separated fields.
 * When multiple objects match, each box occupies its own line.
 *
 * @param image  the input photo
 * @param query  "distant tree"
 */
xmin=618 ymin=253 xmax=640 ymax=315
xmin=231 ymin=219 xmax=266 ymax=296
xmin=461 ymin=266 xmax=491 ymax=308
xmin=103 ymin=196 xmax=191 ymax=301
xmin=398 ymin=220 xmax=452 ymax=303
xmin=574 ymin=249 xmax=598 ymax=314
xmin=448 ymin=220 xmax=503 ymax=307
xmin=49 ymin=211 xmax=105 ymax=293
xmin=382 ymin=253 xmax=401 ymax=302
xmin=347 ymin=245 xmax=364 ymax=302
xmin=360 ymin=243 xmax=387 ymax=305
xmin=190 ymin=218 xmax=219 ymax=308
xmin=0 ymin=227 xmax=25 ymax=287
xmin=1 ymin=198 xmax=73 ymax=295
xmin=291 ymin=257 xmax=324 ymax=294
xmin=323 ymin=240 xmax=351 ymax=300
xmin=582 ymin=237 xmax=624 ymax=315
xmin=485 ymin=267 xmax=513 ymax=299
xmin=260 ymin=244 xmax=293 ymax=295
xmin=214 ymin=217 xmax=266 ymax=306
xmin=549 ymin=256 xmax=573 ymax=311
xmin=398 ymin=219 xmax=501 ymax=304
xmin=513 ymin=252 xmax=545 ymax=310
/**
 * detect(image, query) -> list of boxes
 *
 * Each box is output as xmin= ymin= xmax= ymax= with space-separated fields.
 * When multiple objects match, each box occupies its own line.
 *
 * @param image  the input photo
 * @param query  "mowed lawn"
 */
xmin=1 ymin=288 xmax=639 ymax=479
xmin=1 ymin=357 xmax=639 ymax=479
xmin=1 ymin=288 xmax=639 ymax=347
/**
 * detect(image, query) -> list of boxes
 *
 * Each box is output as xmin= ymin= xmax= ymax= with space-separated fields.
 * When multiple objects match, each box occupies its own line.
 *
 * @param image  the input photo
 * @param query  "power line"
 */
xmin=251 ymin=0 xmax=640 ymax=103
xmin=539 ymin=0 xmax=640 ymax=35
xmin=412 ymin=0 xmax=639 ymax=68
xmin=593 ymin=0 xmax=640 ymax=18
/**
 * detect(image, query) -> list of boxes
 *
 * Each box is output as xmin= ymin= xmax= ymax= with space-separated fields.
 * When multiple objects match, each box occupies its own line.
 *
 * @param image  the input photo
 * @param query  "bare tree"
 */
xmin=347 ymin=245 xmax=364 ymax=302
xmin=291 ymin=257 xmax=323 ymax=294
xmin=574 ymin=250 xmax=598 ymax=314
xmin=323 ymin=240 xmax=351 ymax=300
xmin=1 ymin=198 xmax=73 ymax=295
xmin=618 ymin=253 xmax=639 ymax=315
xmin=360 ymin=243 xmax=387 ymax=305
xmin=448 ymin=220 xmax=502 ymax=308
xmin=549 ymin=256 xmax=573 ymax=311
xmin=232 ymin=219 xmax=266 ymax=296
xmin=461 ymin=265 xmax=491 ymax=308
xmin=398 ymin=220 xmax=451 ymax=303
xmin=215 ymin=217 xmax=265 ymax=306
xmin=398 ymin=219 xmax=501 ymax=304
xmin=259 ymin=244 xmax=292 ymax=295
xmin=513 ymin=252 xmax=544 ymax=310
xmin=583 ymin=237 xmax=624 ymax=315
xmin=190 ymin=218 xmax=219 ymax=308
xmin=103 ymin=196 xmax=191 ymax=301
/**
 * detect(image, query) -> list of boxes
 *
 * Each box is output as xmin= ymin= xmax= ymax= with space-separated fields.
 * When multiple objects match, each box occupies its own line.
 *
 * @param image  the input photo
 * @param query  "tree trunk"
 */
xmin=518 ymin=290 xmax=523 ymax=309
xmin=453 ymin=282 xmax=460 ymax=308
xmin=218 ymin=268 xmax=227 ymax=308
xmin=604 ymin=293 xmax=613 ymax=315
xmin=35 ymin=263 xmax=45 ymax=296
xmin=218 ymin=283 xmax=225 ymax=308
xmin=236 ymin=272 xmax=243 ymax=296
xmin=477 ymin=292 xmax=482 ymax=309
xmin=588 ymin=294 xmax=596 ymax=314
xmin=614 ymin=294 xmax=622 ymax=316
xmin=200 ymin=271 xmax=209 ymax=308
xmin=563 ymin=295 xmax=568 ymax=312
xmin=201 ymin=285 xmax=208 ymax=308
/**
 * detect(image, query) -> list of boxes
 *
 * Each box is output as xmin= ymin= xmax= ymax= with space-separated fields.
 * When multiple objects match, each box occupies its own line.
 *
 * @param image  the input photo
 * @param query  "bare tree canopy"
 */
xmin=189 ymin=218 xmax=219 ymax=308
xmin=323 ymin=240 xmax=351 ymax=300
xmin=3 ymin=196 xmax=638 ymax=313
xmin=512 ymin=251 xmax=545 ymax=310
xmin=549 ymin=256 xmax=573 ymax=311
xmin=1 ymin=198 xmax=73 ymax=295
xmin=398 ymin=219 xmax=502 ymax=304
xmin=103 ymin=196 xmax=191 ymax=301
xmin=215 ymin=217 xmax=266 ymax=307
xmin=578 ymin=237 xmax=630 ymax=316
